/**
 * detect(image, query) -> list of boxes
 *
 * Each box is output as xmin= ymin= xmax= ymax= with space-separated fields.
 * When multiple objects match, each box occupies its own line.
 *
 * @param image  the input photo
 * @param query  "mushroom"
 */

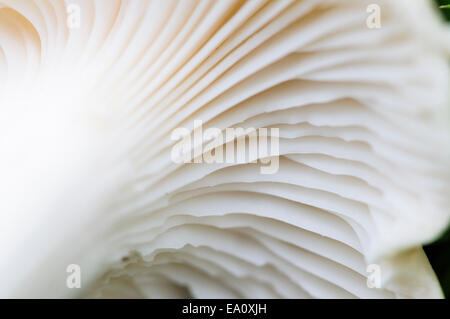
xmin=0 ymin=0 xmax=448 ymax=298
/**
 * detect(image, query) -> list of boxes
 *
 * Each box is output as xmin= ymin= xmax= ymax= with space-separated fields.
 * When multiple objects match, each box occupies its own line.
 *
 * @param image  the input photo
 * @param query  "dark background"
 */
xmin=436 ymin=0 xmax=450 ymax=20
xmin=425 ymin=0 xmax=450 ymax=299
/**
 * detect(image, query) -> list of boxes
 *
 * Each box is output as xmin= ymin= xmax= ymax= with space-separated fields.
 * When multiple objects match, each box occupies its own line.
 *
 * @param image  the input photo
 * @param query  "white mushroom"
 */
xmin=0 ymin=0 xmax=448 ymax=298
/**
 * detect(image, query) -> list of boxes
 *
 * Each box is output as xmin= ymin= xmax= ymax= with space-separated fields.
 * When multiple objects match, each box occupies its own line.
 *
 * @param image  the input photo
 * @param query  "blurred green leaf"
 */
xmin=424 ymin=226 xmax=450 ymax=298
xmin=436 ymin=0 xmax=450 ymax=20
